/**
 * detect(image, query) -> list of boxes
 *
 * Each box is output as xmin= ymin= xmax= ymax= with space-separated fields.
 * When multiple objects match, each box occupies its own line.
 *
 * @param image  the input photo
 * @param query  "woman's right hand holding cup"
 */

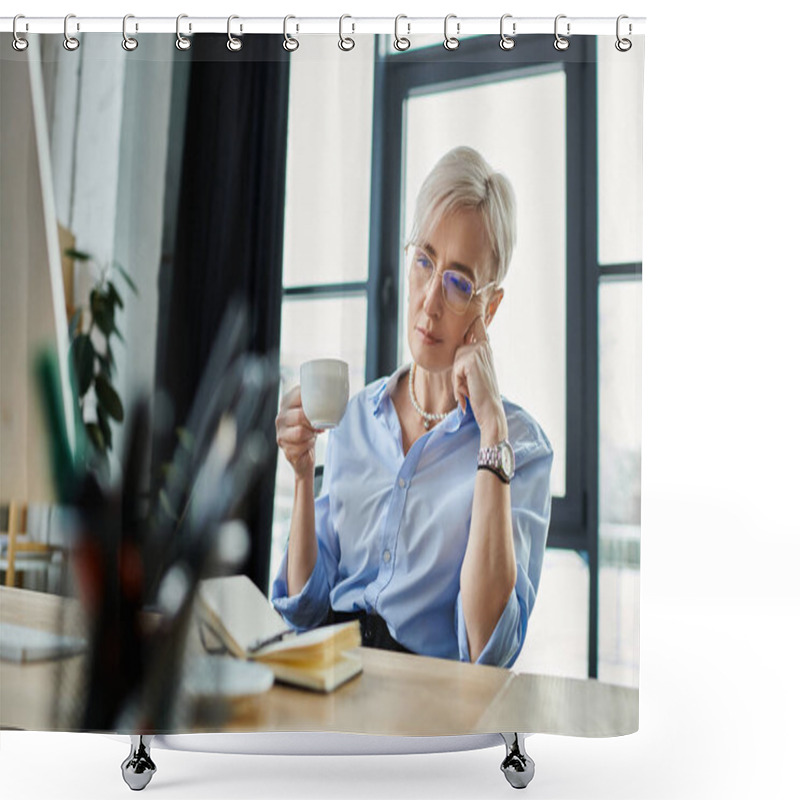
xmin=275 ymin=386 xmax=320 ymax=481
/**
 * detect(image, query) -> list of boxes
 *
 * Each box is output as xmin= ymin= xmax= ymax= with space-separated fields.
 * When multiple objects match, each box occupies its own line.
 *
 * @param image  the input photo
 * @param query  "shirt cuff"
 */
xmin=455 ymin=588 xmax=525 ymax=668
xmin=271 ymin=551 xmax=331 ymax=631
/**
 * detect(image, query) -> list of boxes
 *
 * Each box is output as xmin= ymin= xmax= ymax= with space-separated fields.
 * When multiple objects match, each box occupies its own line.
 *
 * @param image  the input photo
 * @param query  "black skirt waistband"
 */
xmin=326 ymin=608 xmax=413 ymax=655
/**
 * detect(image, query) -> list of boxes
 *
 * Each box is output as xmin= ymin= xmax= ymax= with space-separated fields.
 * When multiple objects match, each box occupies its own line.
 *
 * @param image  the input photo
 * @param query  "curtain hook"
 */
xmin=443 ymin=14 xmax=460 ymax=51
xmin=499 ymin=13 xmax=516 ymax=51
xmin=283 ymin=15 xmax=299 ymax=51
xmin=12 ymin=14 xmax=29 ymax=52
xmin=615 ymin=15 xmax=633 ymax=52
xmin=554 ymin=14 xmax=570 ymax=51
xmin=63 ymin=13 xmax=80 ymax=51
xmin=394 ymin=14 xmax=411 ymax=51
xmin=227 ymin=15 xmax=242 ymax=51
xmin=176 ymin=14 xmax=191 ymax=51
xmin=122 ymin=14 xmax=138 ymax=51
xmin=339 ymin=14 xmax=355 ymax=51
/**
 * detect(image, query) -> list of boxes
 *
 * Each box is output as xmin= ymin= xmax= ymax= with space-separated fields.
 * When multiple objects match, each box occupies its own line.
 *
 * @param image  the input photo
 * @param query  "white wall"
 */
xmin=112 ymin=37 xmax=175 ymax=435
xmin=40 ymin=34 xmax=175 ymax=458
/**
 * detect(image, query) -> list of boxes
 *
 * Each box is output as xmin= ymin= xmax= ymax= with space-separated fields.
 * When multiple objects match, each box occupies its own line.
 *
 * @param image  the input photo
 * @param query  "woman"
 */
xmin=272 ymin=147 xmax=552 ymax=668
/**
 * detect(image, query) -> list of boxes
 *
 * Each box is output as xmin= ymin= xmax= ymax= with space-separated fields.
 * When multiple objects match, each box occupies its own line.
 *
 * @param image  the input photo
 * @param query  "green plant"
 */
xmin=66 ymin=248 xmax=138 ymax=460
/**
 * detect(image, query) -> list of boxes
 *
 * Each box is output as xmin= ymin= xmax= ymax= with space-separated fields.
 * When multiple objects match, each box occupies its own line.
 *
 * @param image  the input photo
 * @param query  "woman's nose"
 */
xmin=421 ymin=272 xmax=442 ymax=316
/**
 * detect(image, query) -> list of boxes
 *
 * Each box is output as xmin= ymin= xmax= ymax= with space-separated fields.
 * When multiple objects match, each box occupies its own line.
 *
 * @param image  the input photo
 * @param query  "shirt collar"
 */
xmin=371 ymin=363 xmax=409 ymax=415
xmin=371 ymin=362 xmax=473 ymax=431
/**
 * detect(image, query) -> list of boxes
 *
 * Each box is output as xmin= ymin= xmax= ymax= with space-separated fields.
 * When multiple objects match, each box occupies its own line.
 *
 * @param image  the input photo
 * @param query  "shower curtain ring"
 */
xmin=176 ymin=14 xmax=191 ymax=51
xmin=499 ymin=14 xmax=516 ymax=50
xmin=615 ymin=15 xmax=633 ymax=52
xmin=63 ymin=13 xmax=80 ymax=51
xmin=443 ymin=14 xmax=460 ymax=51
xmin=283 ymin=15 xmax=299 ymax=51
xmin=339 ymin=15 xmax=355 ymax=51
xmin=394 ymin=15 xmax=411 ymax=51
xmin=227 ymin=15 xmax=243 ymax=51
xmin=553 ymin=14 xmax=570 ymax=51
xmin=122 ymin=14 xmax=138 ymax=51
xmin=12 ymin=15 xmax=29 ymax=52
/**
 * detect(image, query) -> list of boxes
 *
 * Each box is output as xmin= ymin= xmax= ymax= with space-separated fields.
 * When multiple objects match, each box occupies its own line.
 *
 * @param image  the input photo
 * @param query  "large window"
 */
xmin=596 ymin=39 xmax=644 ymax=686
xmin=370 ymin=35 xmax=594 ymax=552
xmin=399 ymin=69 xmax=568 ymax=497
xmin=270 ymin=36 xmax=375 ymax=582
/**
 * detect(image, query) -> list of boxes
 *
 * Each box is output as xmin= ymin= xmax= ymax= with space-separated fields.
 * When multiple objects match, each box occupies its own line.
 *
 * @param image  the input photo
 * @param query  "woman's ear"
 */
xmin=484 ymin=288 xmax=504 ymax=327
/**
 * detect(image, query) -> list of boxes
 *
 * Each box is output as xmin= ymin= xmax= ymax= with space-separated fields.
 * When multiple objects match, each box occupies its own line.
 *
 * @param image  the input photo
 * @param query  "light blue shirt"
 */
xmin=271 ymin=364 xmax=553 ymax=668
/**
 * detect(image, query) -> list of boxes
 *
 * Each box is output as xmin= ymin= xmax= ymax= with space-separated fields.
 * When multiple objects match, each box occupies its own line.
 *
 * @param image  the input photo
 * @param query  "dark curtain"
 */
xmin=154 ymin=35 xmax=289 ymax=590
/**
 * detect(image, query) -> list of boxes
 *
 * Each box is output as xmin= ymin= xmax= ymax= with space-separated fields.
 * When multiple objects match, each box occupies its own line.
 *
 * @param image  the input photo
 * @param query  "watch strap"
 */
xmin=477 ymin=438 xmax=514 ymax=481
xmin=477 ymin=463 xmax=511 ymax=484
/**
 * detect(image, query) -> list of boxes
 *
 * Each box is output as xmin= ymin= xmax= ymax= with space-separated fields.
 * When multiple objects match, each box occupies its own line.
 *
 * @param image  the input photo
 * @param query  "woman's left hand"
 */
xmin=452 ymin=315 xmax=508 ymax=444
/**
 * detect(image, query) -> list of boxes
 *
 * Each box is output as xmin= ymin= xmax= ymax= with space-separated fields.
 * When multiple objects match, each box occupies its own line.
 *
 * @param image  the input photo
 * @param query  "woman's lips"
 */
xmin=416 ymin=327 xmax=441 ymax=345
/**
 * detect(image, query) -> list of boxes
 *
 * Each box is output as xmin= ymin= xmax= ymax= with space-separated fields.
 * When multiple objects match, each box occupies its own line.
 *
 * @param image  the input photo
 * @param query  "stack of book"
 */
xmin=195 ymin=575 xmax=362 ymax=693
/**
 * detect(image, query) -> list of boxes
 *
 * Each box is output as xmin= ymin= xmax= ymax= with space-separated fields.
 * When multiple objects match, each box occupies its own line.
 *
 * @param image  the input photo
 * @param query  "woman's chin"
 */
xmin=409 ymin=347 xmax=453 ymax=374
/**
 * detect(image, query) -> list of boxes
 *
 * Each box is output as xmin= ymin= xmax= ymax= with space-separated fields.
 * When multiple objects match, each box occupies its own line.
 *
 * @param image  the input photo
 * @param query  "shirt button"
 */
xmin=398 ymin=477 xmax=406 ymax=488
xmin=383 ymin=550 xmax=391 ymax=563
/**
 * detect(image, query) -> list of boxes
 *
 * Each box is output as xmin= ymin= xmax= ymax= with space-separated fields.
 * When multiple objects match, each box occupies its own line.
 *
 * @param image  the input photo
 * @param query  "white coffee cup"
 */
xmin=299 ymin=359 xmax=350 ymax=429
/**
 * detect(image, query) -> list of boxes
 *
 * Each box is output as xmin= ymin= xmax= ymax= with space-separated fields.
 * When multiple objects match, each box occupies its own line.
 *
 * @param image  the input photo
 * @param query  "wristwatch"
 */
xmin=477 ymin=439 xmax=515 ymax=484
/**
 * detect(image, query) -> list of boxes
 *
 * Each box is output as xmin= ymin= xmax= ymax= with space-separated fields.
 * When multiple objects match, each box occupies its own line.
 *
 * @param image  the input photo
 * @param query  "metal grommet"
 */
xmin=176 ymin=13 xmax=191 ymax=51
xmin=394 ymin=14 xmax=411 ymax=51
xmin=63 ymin=13 xmax=80 ymax=51
xmin=227 ymin=15 xmax=242 ymax=52
xmin=499 ymin=13 xmax=515 ymax=51
xmin=283 ymin=15 xmax=299 ymax=51
xmin=443 ymin=14 xmax=459 ymax=51
xmin=12 ymin=14 xmax=29 ymax=52
xmin=553 ymin=14 xmax=570 ymax=51
xmin=122 ymin=14 xmax=138 ymax=51
xmin=338 ymin=14 xmax=355 ymax=51
xmin=615 ymin=15 xmax=633 ymax=52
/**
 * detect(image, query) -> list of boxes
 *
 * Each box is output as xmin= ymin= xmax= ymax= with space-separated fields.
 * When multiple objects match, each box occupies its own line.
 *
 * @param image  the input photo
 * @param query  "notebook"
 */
xmin=195 ymin=575 xmax=362 ymax=693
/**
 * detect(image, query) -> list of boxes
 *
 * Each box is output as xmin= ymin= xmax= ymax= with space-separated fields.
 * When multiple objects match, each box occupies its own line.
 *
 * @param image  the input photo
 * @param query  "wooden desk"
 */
xmin=0 ymin=586 xmax=637 ymax=737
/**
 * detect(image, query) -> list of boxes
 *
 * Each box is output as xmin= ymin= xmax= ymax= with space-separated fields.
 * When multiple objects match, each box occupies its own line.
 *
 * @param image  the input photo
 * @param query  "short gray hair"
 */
xmin=408 ymin=146 xmax=517 ymax=285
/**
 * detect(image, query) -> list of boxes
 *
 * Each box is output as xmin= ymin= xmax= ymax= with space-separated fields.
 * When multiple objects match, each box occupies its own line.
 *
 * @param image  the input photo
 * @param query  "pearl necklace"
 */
xmin=408 ymin=363 xmax=450 ymax=430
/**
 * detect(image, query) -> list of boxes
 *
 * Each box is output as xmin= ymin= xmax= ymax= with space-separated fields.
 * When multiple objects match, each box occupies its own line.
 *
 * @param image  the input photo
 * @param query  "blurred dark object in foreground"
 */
xmin=37 ymin=299 xmax=279 ymax=732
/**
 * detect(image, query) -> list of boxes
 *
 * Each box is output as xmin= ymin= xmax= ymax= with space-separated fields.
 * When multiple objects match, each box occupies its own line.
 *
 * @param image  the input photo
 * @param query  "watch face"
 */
xmin=501 ymin=443 xmax=514 ymax=477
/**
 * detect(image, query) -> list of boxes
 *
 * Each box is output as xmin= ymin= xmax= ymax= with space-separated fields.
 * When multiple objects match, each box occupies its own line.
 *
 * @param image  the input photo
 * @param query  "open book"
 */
xmin=195 ymin=575 xmax=362 ymax=693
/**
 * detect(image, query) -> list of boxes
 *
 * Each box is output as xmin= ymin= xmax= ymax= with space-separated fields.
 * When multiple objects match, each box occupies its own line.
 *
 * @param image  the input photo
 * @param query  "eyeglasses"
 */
xmin=405 ymin=245 xmax=496 ymax=315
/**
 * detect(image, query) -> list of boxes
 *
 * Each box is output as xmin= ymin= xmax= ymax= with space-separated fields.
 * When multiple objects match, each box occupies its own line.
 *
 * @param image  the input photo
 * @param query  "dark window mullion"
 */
xmin=599 ymin=262 xmax=642 ymax=279
xmin=282 ymin=282 xmax=368 ymax=299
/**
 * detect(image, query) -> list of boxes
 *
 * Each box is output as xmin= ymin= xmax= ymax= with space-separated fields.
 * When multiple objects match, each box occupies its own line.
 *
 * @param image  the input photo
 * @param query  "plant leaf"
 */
xmin=95 ymin=374 xmax=124 ymax=422
xmin=70 ymin=334 xmax=95 ymax=396
xmin=91 ymin=291 xmax=114 ymax=336
xmin=97 ymin=406 xmax=112 ymax=450
xmin=85 ymin=422 xmax=106 ymax=453
xmin=97 ymin=353 xmax=112 ymax=379
xmin=107 ymin=280 xmax=124 ymax=310
xmin=113 ymin=260 xmax=138 ymax=295
xmin=65 ymin=247 xmax=91 ymax=261
xmin=112 ymin=325 xmax=125 ymax=344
